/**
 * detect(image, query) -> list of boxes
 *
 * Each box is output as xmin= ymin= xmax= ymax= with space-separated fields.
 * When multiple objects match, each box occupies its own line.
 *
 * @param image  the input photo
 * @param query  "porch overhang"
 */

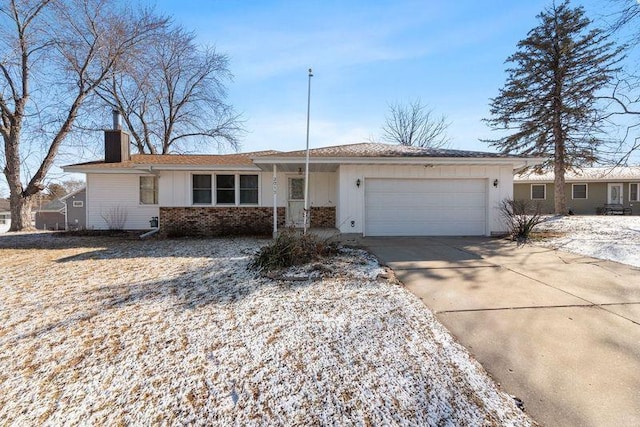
xmin=252 ymin=159 xmax=340 ymax=172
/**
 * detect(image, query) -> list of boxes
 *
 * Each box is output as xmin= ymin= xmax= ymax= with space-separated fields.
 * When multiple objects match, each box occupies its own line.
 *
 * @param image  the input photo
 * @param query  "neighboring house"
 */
xmin=60 ymin=188 xmax=87 ymax=229
xmin=0 ymin=199 xmax=10 ymax=233
xmin=63 ymin=127 xmax=543 ymax=237
xmin=35 ymin=199 xmax=66 ymax=230
xmin=514 ymin=167 xmax=640 ymax=215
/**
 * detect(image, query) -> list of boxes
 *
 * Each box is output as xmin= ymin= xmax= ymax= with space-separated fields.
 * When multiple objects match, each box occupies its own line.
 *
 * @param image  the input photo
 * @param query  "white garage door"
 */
xmin=365 ymin=178 xmax=487 ymax=236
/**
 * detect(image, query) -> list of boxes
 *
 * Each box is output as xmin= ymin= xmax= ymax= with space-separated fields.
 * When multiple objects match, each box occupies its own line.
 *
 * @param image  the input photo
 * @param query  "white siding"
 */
xmin=338 ymin=164 xmax=513 ymax=236
xmin=256 ymin=171 xmax=336 ymax=208
xmin=156 ymin=170 xmax=337 ymax=208
xmin=87 ymin=174 xmax=159 ymax=230
xmin=0 ymin=214 xmax=10 ymax=233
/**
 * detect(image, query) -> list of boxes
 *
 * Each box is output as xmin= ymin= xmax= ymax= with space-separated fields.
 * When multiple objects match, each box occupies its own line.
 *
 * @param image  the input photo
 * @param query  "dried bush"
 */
xmin=249 ymin=228 xmax=338 ymax=272
xmin=500 ymin=198 xmax=544 ymax=242
xmin=100 ymin=206 xmax=128 ymax=230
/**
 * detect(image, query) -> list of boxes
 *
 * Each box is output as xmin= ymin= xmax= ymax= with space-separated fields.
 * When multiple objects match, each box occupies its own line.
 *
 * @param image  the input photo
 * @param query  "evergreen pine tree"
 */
xmin=485 ymin=0 xmax=624 ymax=214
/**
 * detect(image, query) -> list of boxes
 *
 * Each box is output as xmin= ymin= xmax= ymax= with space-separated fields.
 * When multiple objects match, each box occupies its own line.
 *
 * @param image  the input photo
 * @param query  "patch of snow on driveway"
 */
xmin=536 ymin=216 xmax=640 ymax=267
xmin=0 ymin=234 xmax=533 ymax=425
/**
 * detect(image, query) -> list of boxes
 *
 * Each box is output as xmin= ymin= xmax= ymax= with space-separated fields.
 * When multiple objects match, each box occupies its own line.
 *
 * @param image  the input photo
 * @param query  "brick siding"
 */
xmin=160 ymin=207 xmax=286 ymax=237
xmin=310 ymin=206 xmax=336 ymax=228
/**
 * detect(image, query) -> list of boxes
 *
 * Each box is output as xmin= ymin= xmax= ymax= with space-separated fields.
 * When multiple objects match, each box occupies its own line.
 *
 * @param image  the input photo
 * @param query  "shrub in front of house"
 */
xmin=249 ymin=228 xmax=338 ymax=272
xmin=500 ymin=198 xmax=544 ymax=242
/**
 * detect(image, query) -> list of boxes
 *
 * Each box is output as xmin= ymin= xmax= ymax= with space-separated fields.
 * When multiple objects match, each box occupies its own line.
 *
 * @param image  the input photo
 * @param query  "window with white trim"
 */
xmin=240 ymin=175 xmax=259 ymax=204
xmin=531 ymin=184 xmax=546 ymax=200
xmin=631 ymin=183 xmax=639 ymax=202
xmin=0 ymin=214 xmax=7 ymax=224
xmin=193 ymin=174 xmax=212 ymax=204
xmin=191 ymin=173 xmax=260 ymax=205
xmin=72 ymin=200 xmax=84 ymax=208
xmin=140 ymin=176 xmax=158 ymax=205
xmin=572 ymin=184 xmax=588 ymax=199
xmin=216 ymin=174 xmax=235 ymax=204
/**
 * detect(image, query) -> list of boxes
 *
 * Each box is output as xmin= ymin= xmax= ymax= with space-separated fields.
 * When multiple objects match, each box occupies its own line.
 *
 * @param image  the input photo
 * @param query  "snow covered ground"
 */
xmin=535 ymin=215 xmax=640 ymax=267
xmin=0 ymin=233 xmax=532 ymax=426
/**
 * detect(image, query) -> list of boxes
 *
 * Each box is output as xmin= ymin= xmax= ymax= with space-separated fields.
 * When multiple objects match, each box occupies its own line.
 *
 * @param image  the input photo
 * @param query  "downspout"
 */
xmin=140 ymin=228 xmax=159 ymax=239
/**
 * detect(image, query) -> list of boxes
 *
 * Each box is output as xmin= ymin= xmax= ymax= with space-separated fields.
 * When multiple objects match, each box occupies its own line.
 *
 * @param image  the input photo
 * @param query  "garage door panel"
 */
xmin=365 ymin=192 xmax=486 ymax=208
xmin=368 ymin=220 xmax=485 ymax=236
xmin=365 ymin=178 xmax=486 ymax=236
xmin=365 ymin=206 xmax=485 ymax=222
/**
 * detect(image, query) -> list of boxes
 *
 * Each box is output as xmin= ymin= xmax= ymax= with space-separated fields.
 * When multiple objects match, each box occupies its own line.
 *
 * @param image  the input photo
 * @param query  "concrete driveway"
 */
xmin=364 ymin=237 xmax=640 ymax=427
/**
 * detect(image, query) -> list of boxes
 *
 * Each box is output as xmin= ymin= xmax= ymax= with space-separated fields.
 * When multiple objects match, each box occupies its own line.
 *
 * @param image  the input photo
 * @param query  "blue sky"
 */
xmin=151 ymin=0 xmax=616 ymax=154
xmin=0 ymin=0 xmax=634 ymax=197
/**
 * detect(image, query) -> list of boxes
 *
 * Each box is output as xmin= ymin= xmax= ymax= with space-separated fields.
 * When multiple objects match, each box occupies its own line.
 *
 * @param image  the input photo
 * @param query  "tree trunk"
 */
xmin=553 ymin=159 xmax=567 ymax=215
xmin=8 ymin=193 xmax=35 ymax=231
xmin=3 ymin=125 xmax=33 ymax=231
xmin=553 ymin=132 xmax=568 ymax=215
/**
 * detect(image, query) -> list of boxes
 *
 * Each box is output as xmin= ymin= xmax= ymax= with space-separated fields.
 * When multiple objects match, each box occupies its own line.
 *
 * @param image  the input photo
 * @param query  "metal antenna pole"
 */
xmin=303 ymin=68 xmax=313 ymax=234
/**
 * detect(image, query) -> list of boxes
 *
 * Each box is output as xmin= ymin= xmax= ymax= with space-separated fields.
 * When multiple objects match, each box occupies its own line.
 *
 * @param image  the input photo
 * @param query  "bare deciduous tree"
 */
xmin=608 ymin=0 xmax=640 ymax=40
xmin=97 ymin=25 xmax=243 ymax=155
xmin=381 ymin=100 xmax=449 ymax=148
xmin=0 ymin=0 xmax=165 ymax=231
xmin=601 ymin=0 xmax=640 ymax=163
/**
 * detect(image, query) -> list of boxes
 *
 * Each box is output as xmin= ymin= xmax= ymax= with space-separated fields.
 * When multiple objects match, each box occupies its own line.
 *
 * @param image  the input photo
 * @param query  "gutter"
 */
xmin=252 ymin=156 xmax=547 ymax=167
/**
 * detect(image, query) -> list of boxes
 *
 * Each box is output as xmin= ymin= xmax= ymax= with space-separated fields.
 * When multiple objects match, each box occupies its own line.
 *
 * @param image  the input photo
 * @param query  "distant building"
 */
xmin=35 ymin=199 xmax=66 ymax=230
xmin=0 ymin=199 xmax=10 ymax=233
xmin=514 ymin=167 xmax=640 ymax=215
xmin=61 ymin=188 xmax=86 ymax=229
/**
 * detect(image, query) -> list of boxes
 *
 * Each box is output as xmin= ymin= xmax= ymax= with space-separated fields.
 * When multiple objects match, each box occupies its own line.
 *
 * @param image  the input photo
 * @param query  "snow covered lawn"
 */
xmin=535 ymin=215 xmax=640 ymax=267
xmin=0 ymin=233 xmax=532 ymax=426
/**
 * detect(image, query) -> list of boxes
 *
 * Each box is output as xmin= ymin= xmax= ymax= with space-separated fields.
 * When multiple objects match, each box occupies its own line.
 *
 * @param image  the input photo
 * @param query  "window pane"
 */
xmin=193 ymin=175 xmax=211 ymax=204
xmin=216 ymin=174 xmax=235 ymax=189
xmin=217 ymin=189 xmax=235 ymax=204
xmin=240 ymin=175 xmax=258 ymax=204
xmin=240 ymin=175 xmax=258 ymax=188
xmin=631 ymin=183 xmax=638 ymax=201
xmin=290 ymin=178 xmax=304 ymax=200
xmin=215 ymin=175 xmax=235 ymax=204
xmin=193 ymin=189 xmax=212 ymax=204
xmin=140 ymin=176 xmax=158 ymax=205
xmin=193 ymin=174 xmax=211 ymax=189
xmin=240 ymin=189 xmax=258 ymax=204
xmin=531 ymin=185 xmax=545 ymax=200
xmin=573 ymin=184 xmax=587 ymax=199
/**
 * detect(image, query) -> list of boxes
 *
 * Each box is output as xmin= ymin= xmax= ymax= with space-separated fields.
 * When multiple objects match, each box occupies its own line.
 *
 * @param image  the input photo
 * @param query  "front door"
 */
xmin=287 ymin=177 xmax=305 ymax=227
xmin=608 ymin=183 xmax=623 ymax=204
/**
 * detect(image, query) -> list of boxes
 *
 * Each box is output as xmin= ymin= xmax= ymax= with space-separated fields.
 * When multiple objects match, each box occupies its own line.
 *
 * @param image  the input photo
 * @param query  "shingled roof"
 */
xmin=515 ymin=166 xmax=640 ymax=182
xmin=65 ymin=143 xmax=537 ymax=172
xmin=37 ymin=199 xmax=66 ymax=212
xmin=65 ymin=150 xmax=279 ymax=169
xmin=253 ymin=143 xmax=519 ymax=159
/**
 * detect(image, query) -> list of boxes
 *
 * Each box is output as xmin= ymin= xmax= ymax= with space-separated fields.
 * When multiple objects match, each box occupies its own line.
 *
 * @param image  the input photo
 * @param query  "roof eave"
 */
xmin=63 ymin=164 xmax=261 ymax=174
xmin=252 ymin=156 xmax=546 ymax=168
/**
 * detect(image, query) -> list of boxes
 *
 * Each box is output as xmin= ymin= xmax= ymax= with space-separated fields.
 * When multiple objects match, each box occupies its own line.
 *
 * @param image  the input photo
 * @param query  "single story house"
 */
xmin=514 ymin=167 xmax=640 ymax=215
xmin=35 ymin=199 xmax=66 ymax=230
xmin=60 ymin=187 xmax=87 ymax=230
xmin=0 ymin=198 xmax=10 ymax=233
xmin=63 ymin=127 xmax=543 ymax=237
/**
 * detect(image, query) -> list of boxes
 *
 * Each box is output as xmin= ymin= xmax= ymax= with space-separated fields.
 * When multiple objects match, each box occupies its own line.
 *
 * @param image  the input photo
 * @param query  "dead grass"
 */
xmin=0 ymin=233 xmax=534 ymax=426
xmin=529 ymin=230 xmax=566 ymax=240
